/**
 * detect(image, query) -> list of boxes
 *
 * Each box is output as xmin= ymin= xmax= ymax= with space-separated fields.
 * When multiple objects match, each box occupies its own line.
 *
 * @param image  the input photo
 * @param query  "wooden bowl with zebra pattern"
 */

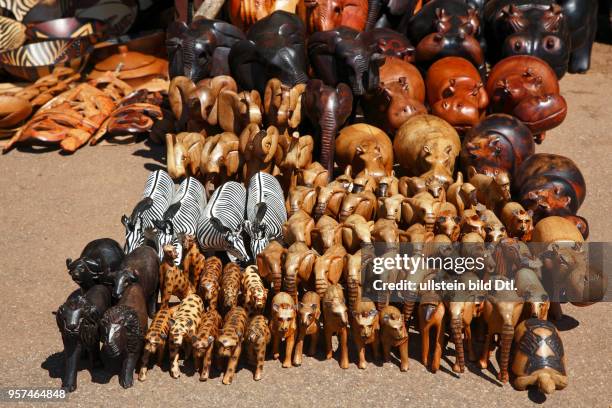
xmin=0 ymin=37 xmax=90 ymax=82
xmin=26 ymin=17 xmax=107 ymax=42
xmin=0 ymin=16 xmax=26 ymax=52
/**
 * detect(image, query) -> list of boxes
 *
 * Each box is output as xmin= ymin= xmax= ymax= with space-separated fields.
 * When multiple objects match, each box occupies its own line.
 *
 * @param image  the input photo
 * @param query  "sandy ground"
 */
xmin=1 ymin=44 xmax=611 ymax=408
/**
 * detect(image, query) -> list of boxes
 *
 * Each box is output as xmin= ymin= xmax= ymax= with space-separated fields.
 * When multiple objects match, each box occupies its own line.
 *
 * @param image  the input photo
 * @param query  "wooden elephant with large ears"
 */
xmin=308 ymin=26 xmax=383 ymax=96
xmin=302 ymin=79 xmax=353 ymax=178
xmin=229 ymin=11 xmax=309 ymax=96
xmin=167 ymin=19 xmax=246 ymax=82
xmin=239 ymin=124 xmax=281 ymax=182
xmin=304 ymin=0 xmax=369 ymax=33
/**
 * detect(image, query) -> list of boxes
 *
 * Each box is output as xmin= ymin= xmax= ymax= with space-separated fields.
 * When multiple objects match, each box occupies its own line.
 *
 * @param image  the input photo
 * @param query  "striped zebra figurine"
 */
xmin=197 ymin=181 xmax=250 ymax=262
xmin=150 ymin=177 xmax=206 ymax=265
xmin=122 ymin=170 xmax=175 ymax=254
xmin=244 ymin=172 xmax=287 ymax=260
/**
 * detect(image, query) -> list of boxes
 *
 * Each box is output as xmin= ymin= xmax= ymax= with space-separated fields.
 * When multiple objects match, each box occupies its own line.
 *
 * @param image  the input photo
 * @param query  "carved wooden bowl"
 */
xmin=26 ymin=17 xmax=107 ymax=42
xmin=0 ymin=38 xmax=90 ymax=81
xmin=0 ymin=16 xmax=26 ymax=52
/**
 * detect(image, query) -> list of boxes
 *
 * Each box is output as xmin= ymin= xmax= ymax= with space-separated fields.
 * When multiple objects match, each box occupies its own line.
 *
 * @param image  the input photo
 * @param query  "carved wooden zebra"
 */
xmin=122 ymin=170 xmax=174 ymax=254
xmin=151 ymin=177 xmax=206 ymax=265
xmin=244 ymin=172 xmax=287 ymax=260
xmin=196 ymin=181 xmax=249 ymax=262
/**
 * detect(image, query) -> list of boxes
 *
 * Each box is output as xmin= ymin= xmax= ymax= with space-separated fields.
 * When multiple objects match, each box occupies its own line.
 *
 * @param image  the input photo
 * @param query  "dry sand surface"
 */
xmin=1 ymin=44 xmax=611 ymax=408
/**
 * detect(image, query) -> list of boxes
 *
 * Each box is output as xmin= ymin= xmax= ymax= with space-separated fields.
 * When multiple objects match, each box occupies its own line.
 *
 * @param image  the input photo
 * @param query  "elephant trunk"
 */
xmin=182 ymin=37 xmax=195 ymax=79
xmin=279 ymin=49 xmax=308 ymax=86
xmin=349 ymin=55 xmax=368 ymax=96
xmin=499 ymin=323 xmax=514 ymax=383
xmin=450 ymin=315 xmax=465 ymax=373
xmin=402 ymin=301 xmax=415 ymax=324
xmin=284 ymin=265 xmax=298 ymax=302
xmin=347 ymin=274 xmax=360 ymax=310
xmin=319 ymin=110 xmax=337 ymax=178
xmin=366 ymin=0 xmax=382 ymax=31
xmin=272 ymin=265 xmax=282 ymax=294
xmin=315 ymin=268 xmax=328 ymax=298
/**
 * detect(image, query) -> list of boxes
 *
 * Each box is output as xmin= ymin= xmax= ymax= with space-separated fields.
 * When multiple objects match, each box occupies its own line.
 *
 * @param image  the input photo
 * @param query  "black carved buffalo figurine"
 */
xmin=167 ymin=18 xmax=246 ymax=82
xmin=308 ymin=26 xmax=384 ymax=96
xmin=54 ymin=285 xmax=112 ymax=392
xmin=483 ymin=0 xmax=598 ymax=77
xmin=66 ymin=238 xmax=124 ymax=291
xmin=407 ymin=0 xmax=486 ymax=72
xmin=229 ymin=11 xmax=308 ymax=95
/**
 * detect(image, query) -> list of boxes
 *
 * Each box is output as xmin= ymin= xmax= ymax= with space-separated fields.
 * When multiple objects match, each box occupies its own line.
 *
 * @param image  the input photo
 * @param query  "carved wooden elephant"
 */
xmin=282 ymin=209 xmax=316 ymax=247
xmin=302 ymin=79 xmax=353 ymax=177
xmin=426 ymin=57 xmax=488 ymax=132
xmin=264 ymin=79 xmax=306 ymax=133
xmin=277 ymin=132 xmax=314 ymax=182
xmin=167 ymin=19 xmax=246 ymax=82
xmin=286 ymin=184 xmax=318 ymax=217
xmin=468 ymin=166 xmax=511 ymax=212
xmin=335 ymin=124 xmax=393 ymax=180
xmin=340 ymin=214 xmax=374 ymax=253
xmin=308 ymin=26 xmax=382 ymax=96
xmin=418 ymin=290 xmax=446 ymax=373
xmin=284 ymin=242 xmax=319 ymax=301
xmin=314 ymin=244 xmax=347 ymax=297
xmin=229 ymin=11 xmax=308 ymax=95
xmin=239 ymin=124 xmax=280 ymax=182
xmin=218 ymin=89 xmax=263 ymax=135
xmin=304 ymin=0 xmax=369 ymax=33
xmin=339 ymin=186 xmax=377 ymax=222
xmin=312 ymin=215 xmax=343 ymax=254
xmin=166 ymin=131 xmax=206 ymax=179
xmin=199 ymin=132 xmax=241 ymax=195
xmin=313 ymin=183 xmax=348 ymax=220
xmin=297 ymin=162 xmax=329 ymax=188
xmin=363 ymin=57 xmax=426 ymax=135
xmin=256 ymin=240 xmax=288 ymax=294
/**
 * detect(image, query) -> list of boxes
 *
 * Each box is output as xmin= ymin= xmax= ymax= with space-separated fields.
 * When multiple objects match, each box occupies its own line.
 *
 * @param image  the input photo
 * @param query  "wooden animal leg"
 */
xmin=382 ymin=342 xmax=391 ymax=362
xmin=222 ymin=345 xmax=241 ymax=385
xmin=272 ymin=333 xmax=280 ymax=360
xmin=465 ymin=324 xmax=475 ymax=362
xmin=254 ymin=345 xmax=266 ymax=381
xmin=138 ymin=349 xmax=151 ymax=381
xmin=169 ymin=344 xmax=181 ymax=378
xmin=324 ymin=326 xmax=333 ymax=360
xmin=308 ymin=330 xmax=318 ymax=356
xmin=431 ymin=324 xmax=444 ymax=373
xmin=147 ymin=294 xmax=157 ymax=318
xmin=399 ymin=341 xmax=409 ymax=372
xmin=372 ymin=337 xmax=381 ymax=361
xmin=62 ymin=340 xmax=81 ymax=392
xmin=293 ymin=330 xmax=305 ymax=366
xmin=119 ymin=353 xmax=138 ymax=389
xmin=339 ymin=328 xmax=349 ymax=369
xmin=156 ymin=345 xmax=165 ymax=366
xmin=479 ymin=332 xmax=491 ymax=369
xmin=357 ymin=339 xmax=367 ymax=369
xmin=283 ymin=333 xmax=295 ymax=368
xmin=421 ymin=325 xmax=430 ymax=368
xmin=200 ymin=347 xmax=213 ymax=381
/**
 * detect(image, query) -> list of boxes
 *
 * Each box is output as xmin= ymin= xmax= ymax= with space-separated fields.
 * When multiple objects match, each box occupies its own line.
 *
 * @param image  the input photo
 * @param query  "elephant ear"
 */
xmin=242 ymin=90 xmax=263 ymax=126
xmin=208 ymin=75 xmax=238 ymax=125
xmin=239 ymin=123 xmax=261 ymax=155
xmin=264 ymin=78 xmax=285 ymax=125
xmin=288 ymin=83 xmax=306 ymax=129
xmin=228 ymin=39 xmax=260 ymax=91
xmin=168 ymin=76 xmax=196 ymax=123
xmin=218 ymin=89 xmax=241 ymax=133
xmin=335 ymin=83 xmax=354 ymax=124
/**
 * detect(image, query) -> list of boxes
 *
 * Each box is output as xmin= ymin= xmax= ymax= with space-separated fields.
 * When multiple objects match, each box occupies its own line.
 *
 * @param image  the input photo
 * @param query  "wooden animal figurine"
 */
xmin=217 ymin=306 xmax=248 ymax=384
xmin=513 ymin=153 xmax=586 ymax=223
xmin=363 ymin=57 xmax=427 ymax=134
xmin=286 ymin=183 xmax=317 ymax=217
xmin=199 ymin=132 xmax=241 ymax=195
xmin=304 ymin=0 xmax=369 ymax=33
xmin=100 ymin=284 xmax=148 ymax=389
xmin=399 ymin=175 xmax=446 ymax=201
xmin=478 ymin=206 xmax=508 ymax=243
xmin=166 ymin=132 xmax=206 ymax=179
xmin=358 ymin=28 xmax=415 ymax=61
xmin=340 ymin=214 xmax=374 ymax=254
xmin=159 ymin=245 xmax=193 ymax=309
xmin=297 ymin=161 xmax=329 ymax=188
xmin=294 ymin=291 xmax=321 ymax=365
xmin=377 ymin=194 xmax=406 ymax=222
xmin=312 ymin=215 xmax=343 ymax=254
xmin=468 ymin=167 xmax=511 ymax=212
xmin=407 ymin=0 xmax=485 ymax=71
xmin=371 ymin=218 xmax=403 ymax=248
xmin=313 ymin=183 xmax=348 ymax=220
xmin=192 ymin=309 xmax=223 ymax=381
xmin=426 ymin=57 xmax=488 ymax=131
xmin=110 ymin=246 xmax=160 ymax=318
xmin=138 ymin=306 xmax=178 ymax=381
xmin=515 ymin=268 xmax=550 ymax=320
xmin=257 ymin=241 xmax=288 ymax=294
xmin=322 ymin=284 xmax=350 ymax=369
xmin=486 ymin=56 xmax=567 ymax=142
xmin=283 ymin=209 xmax=316 ymax=247
xmin=393 ymin=114 xmax=461 ymax=185
xmin=243 ymin=265 xmax=269 ymax=315
xmin=501 ymin=202 xmax=534 ymax=242
xmin=435 ymin=211 xmax=461 ymax=242
xmin=244 ymin=315 xmax=272 ymax=380
xmin=351 ymin=298 xmax=380 ymax=369
xmin=376 ymin=175 xmax=400 ymax=198
xmin=181 ymin=234 xmax=203 ymax=287
xmin=277 ymin=133 xmax=315 ymax=187
xmin=479 ymin=278 xmax=524 ymax=383
xmin=239 ymin=124 xmax=280 ymax=182
xmin=264 ymin=79 xmax=306 ymax=133
xmin=228 ymin=11 xmax=308 ymax=95
xmin=284 ymin=242 xmax=319 ymax=301
xmin=461 ymin=208 xmax=487 ymax=239
xmin=344 ymin=250 xmax=364 ymax=310
xmin=446 ymin=172 xmax=478 ymax=216
xmin=403 ymin=191 xmax=441 ymax=232
xmin=221 ymin=262 xmax=243 ymax=311
xmin=512 ymin=318 xmax=568 ymax=394
xmin=339 ymin=186 xmax=377 ymax=222
xmin=217 ymin=89 xmax=264 ymax=135
xmin=302 ymin=79 xmax=353 ymax=177
xmin=418 ymin=289 xmax=445 ymax=373
xmin=314 ymin=244 xmax=347 ymax=297
xmin=483 ymin=0 xmax=598 ymax=76
xmin=461 ymin=114 xmax=534 ymax=179
xmin=66 ymin=238 xmax=123 ymax=291
xmin=54 ymin=286 xmax=111 ymax=392
xmin=562 ymin=214 xmax=589 ymax=240
xmin=335 ymin=124 xmax=394 ymax=180
xmin=228 ymin=0 xmax=304 ymax=31
xmin=197 ymin=256 xmax=222 ymax=311
xmin=167 ymin=19 xmax=246 ymax=82
xmin=379 ymin=305 xmax=409 ymax=372
xmin=270 ymin=292 xmax=298 ymax=368
xmin=168 ymin=294 xmax=204 ymax=378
